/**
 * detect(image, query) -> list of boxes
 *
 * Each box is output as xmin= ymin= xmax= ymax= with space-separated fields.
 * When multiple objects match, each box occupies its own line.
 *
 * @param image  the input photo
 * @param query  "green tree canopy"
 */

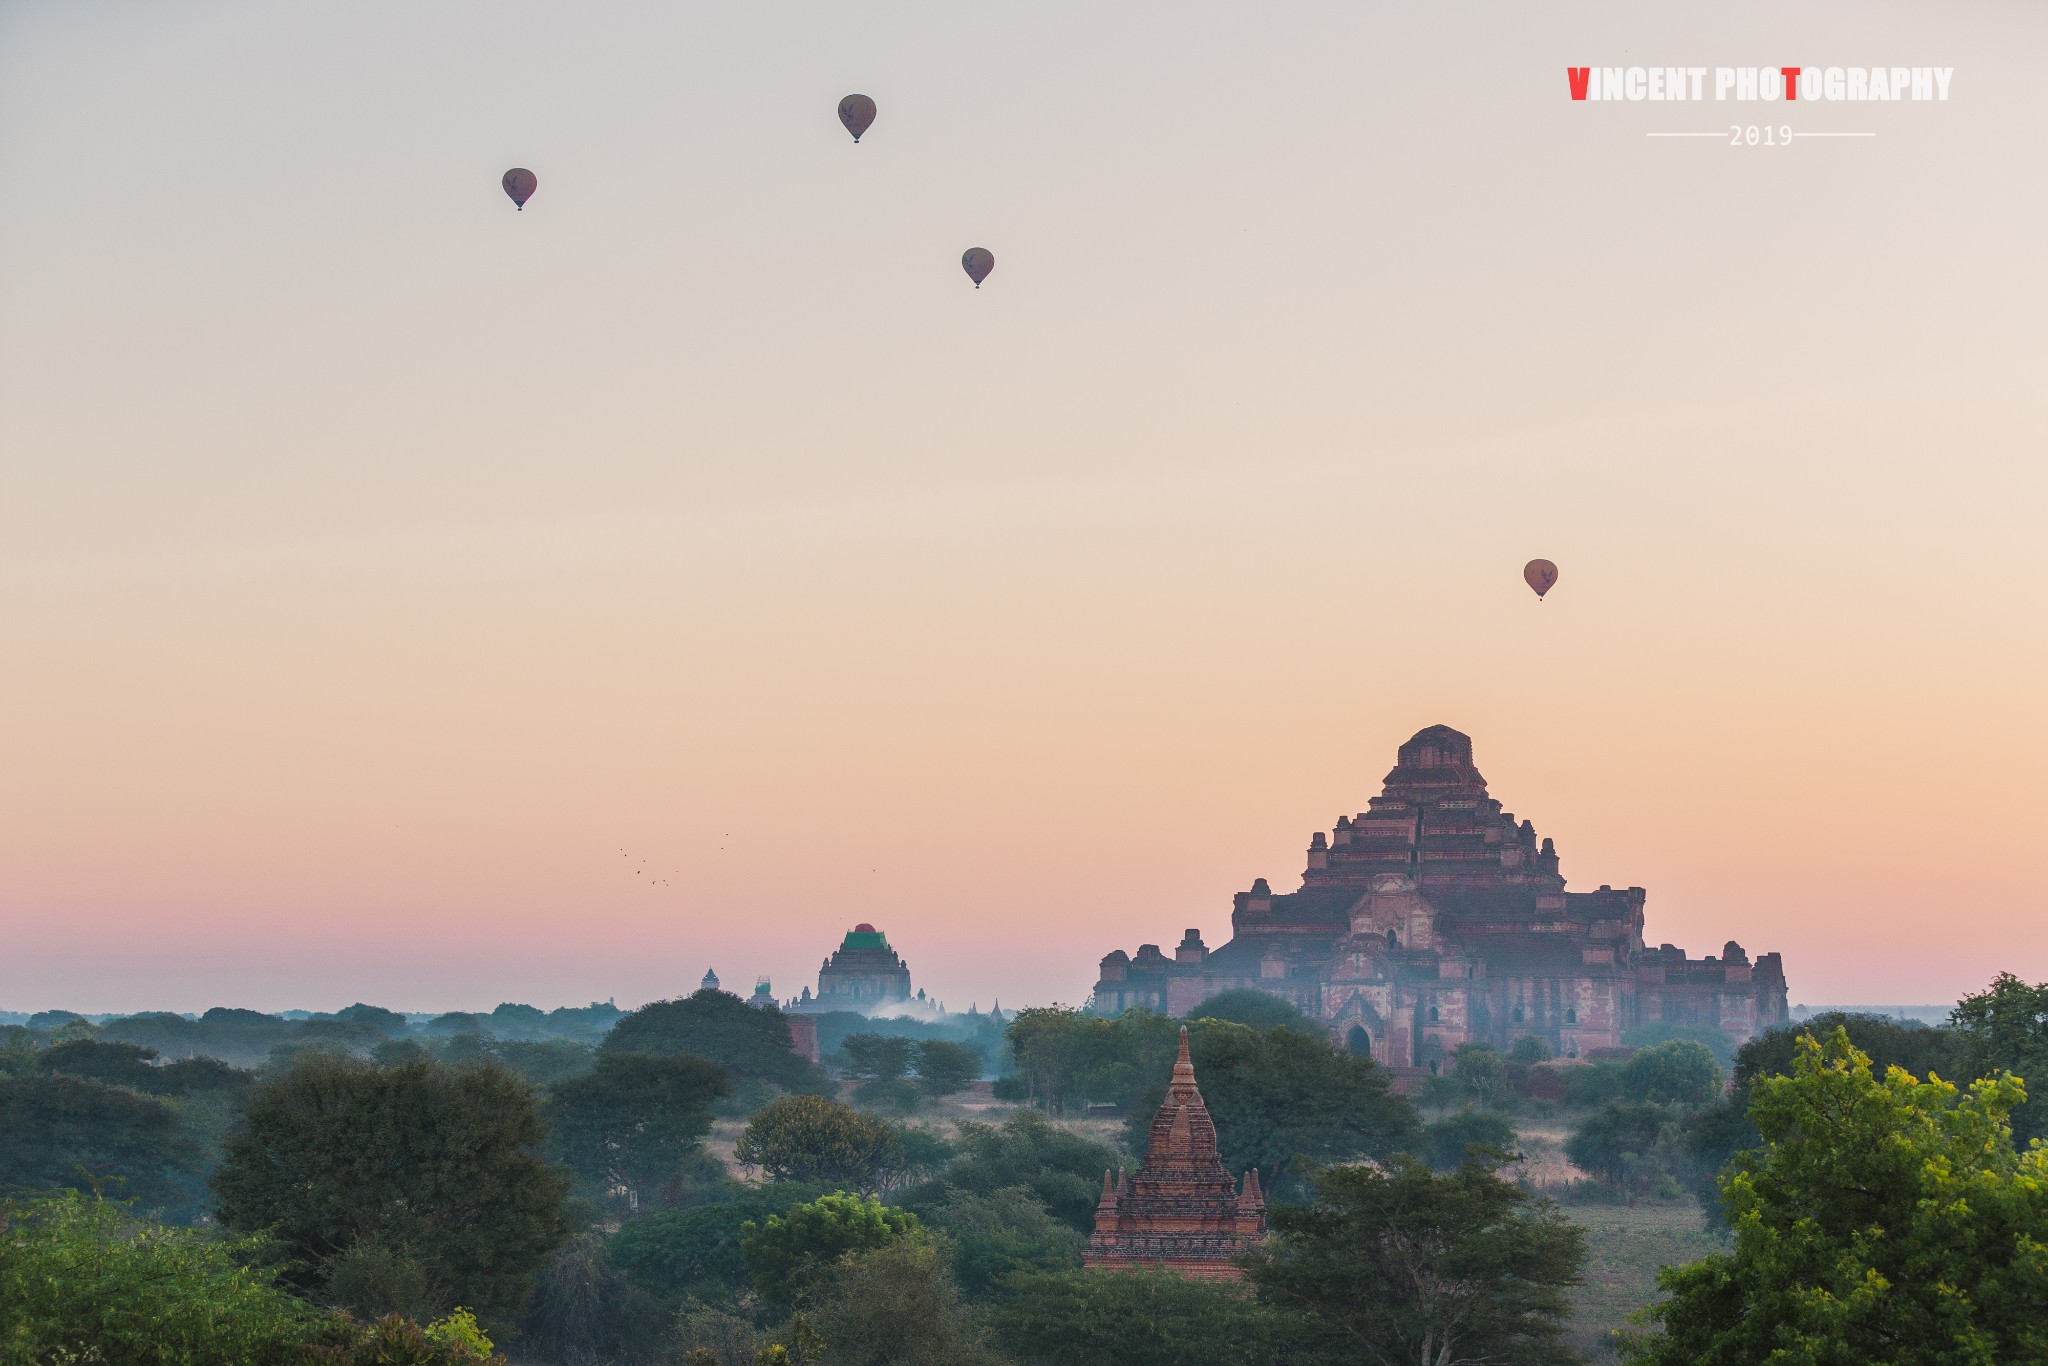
xmin=799 ymin=1237 xmax=1002 ymax=1366
xmin=1622 ymin=1039 xmax=1723 ymax=1105
xmin=0 ymin=1073 xmax=204 ymax=1218
xmin=837 ymin=1034 xmax=916 ymax=1083
xmin=1421 ymin=1107 xmax=1518 ymax=1171
xmin=0 ymin=1191 xmax=498 ymax=1366
xmin=735 ymin=1095 xmax=904 ymax=1191
xmin=912 ymin=1039 xmax=982 ymax=1098
xmin=1627 ymin=1028 xmax=2048 ymax=1364
xmin=1449 ymin=1042 xmax=1512 ymax=1109
xmin=1734 ymin=1010 xmax=1969 ymax=1099
xmin=1622 ymin=1021 xmax=1737 ymax=1067
xmin=213 ymin=1054 xmax=570 ymax=1327
xmin=1952 ymin=972 xmax=2048 ymax=1144
xmin=990 ymin=1268 xmax=1309 ymax=1366
xmin=739 ymin=1191 xmax=925 ymax=1306
xmin=603 ymin=989 xmax=827 ymax=1096
xmin=909 ymin=1185 xmax=1084 ymax=1298
xmin=547 ymin=1050 xmax=730 ymax=1199
xmin=1246 ymin=1155 xmax=1586 ymax=1366
xmin=1564 ymin=1101 xmax=1680 ymax=1186
xmin=610 ymin=1181 xmax=837 ymax=1305
xmin=1185 ymin=989 xmax=1317 ymax=1032
xmin=926 ymin=1109 xmax=1119 ymax=1233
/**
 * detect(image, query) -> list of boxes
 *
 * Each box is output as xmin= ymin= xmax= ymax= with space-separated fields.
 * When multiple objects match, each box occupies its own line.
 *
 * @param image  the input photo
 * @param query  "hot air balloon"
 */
xmin=502 ymin=168 xmax=537 ymax=210
xmin=838 ymin=94 xmax=876 ymax=143
xmin=961 ymin=248 xmax=994 ymax=288
xmin=1523 ymin=559 xmax=1559 ymax=599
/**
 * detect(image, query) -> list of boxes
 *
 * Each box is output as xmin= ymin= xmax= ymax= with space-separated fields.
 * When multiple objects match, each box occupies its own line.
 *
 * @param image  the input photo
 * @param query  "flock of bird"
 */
xmin=498 ymin=94 xmax=996 ymax=288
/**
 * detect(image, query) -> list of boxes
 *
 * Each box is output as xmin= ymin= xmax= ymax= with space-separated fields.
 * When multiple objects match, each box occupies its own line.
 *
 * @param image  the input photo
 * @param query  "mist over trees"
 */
xmin=10 ymin=971 xmax=2048 ymax=1363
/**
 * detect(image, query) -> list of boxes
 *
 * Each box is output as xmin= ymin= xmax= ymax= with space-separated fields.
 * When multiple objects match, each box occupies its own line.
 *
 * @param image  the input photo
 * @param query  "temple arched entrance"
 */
xmin=1347 ymin=1024 xmax=1372 ymax=1058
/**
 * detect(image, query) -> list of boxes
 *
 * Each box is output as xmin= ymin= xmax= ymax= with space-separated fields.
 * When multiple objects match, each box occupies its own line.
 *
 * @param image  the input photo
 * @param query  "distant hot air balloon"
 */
xmin=961 ymin=248 xmax=994 ymax=288
xmin=1524 ymin=559 xmax=1559 ymax=600
xmin=838 ymin=94 xmax=876 ymax=143
xmin=502 ymin=168 xmax=537 ymax=210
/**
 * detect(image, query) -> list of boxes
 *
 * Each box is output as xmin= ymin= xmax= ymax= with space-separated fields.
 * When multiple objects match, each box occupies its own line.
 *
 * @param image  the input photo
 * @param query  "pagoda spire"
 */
xmin=1169 ymin=1025 xmax=1199 ymax=1102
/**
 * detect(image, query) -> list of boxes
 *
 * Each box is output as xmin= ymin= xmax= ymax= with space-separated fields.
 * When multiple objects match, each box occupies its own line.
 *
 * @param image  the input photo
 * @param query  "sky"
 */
xmin=2 ymin=1 xmax=2043 ymax=1016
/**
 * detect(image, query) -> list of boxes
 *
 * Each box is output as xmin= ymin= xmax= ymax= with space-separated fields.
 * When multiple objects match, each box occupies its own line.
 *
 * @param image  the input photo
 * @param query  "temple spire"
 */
xmin=1169 ymin=1025 xmax=1198 ymax=1102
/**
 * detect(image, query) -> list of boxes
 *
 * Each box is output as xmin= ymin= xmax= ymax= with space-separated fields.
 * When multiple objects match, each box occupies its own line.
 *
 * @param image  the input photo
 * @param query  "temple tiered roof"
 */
xmin=1084 ymin=1028 xmax=1266 ymax=1280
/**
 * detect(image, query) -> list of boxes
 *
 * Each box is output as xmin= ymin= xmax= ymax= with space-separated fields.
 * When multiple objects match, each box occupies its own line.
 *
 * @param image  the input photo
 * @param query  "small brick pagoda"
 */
xmin=1085 ymin=1027 xmax=1267 ymax=1280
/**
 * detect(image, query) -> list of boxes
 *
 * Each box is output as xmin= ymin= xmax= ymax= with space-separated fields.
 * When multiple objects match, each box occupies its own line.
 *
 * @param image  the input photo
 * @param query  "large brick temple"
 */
xmin=1085 ymin=1027 xmax=1267 ymax=1279
xmin=1090 ymin=726 xmax=1788 ymax=1069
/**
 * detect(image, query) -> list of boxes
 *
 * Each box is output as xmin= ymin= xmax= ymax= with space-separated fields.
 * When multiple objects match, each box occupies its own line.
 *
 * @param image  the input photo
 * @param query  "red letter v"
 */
xmin=1568 ymin=68 xmax=1591 ymax=100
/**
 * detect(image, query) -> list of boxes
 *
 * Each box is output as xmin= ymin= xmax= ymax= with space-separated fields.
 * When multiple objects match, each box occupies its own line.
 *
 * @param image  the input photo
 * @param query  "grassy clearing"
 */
xmin=1561 ymin=1201 xmax=1723 ymax=1359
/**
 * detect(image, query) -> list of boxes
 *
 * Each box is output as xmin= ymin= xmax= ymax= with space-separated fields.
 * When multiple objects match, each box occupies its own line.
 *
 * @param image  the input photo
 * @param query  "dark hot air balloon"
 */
xmin=502 ymin=168 xmax=537 ymax=210
xmin=838 ymin=94 xmax=876 ymax=143
xmin=961 ymin=248 xmax=994 ymax=288
xmin=1524 ymin=559 xmax=1559 ymax=599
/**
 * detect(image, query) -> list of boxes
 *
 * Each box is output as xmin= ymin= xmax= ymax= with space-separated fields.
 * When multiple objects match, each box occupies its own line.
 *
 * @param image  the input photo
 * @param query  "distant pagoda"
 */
xmin=812 ymin=923 xmax=913 ymax=1009
xmin=1085 ymin=1027 xmax=1266 ymax=1280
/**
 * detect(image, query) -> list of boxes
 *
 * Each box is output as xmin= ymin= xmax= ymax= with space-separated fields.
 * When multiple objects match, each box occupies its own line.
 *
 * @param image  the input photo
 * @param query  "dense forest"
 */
xmin=5 ymin=974 xmax=2048 ymax=1364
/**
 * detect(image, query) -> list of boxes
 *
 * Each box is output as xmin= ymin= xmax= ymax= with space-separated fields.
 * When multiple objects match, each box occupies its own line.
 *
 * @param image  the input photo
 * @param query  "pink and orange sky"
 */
xmin=2 ymin=1 xmax=2044 ymax=1015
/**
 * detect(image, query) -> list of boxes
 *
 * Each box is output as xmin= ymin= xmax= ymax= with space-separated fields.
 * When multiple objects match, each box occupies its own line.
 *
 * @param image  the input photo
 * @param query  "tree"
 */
xmin=1952 ymin=972 xmax=2048 ymax=1144
xmin=1734 ymin=1010 xmax=1968 ymax=1098
xmin=1627 ymin=1029 xmax=2048 ymax=1364
xmin=1185 ymin=989 xmax=1317 ymax=1032
xmin=800 ymin=1238 xmax=1005 ymax=1366
xmin=1622 ymin=1021 xmax=1737 ymax=1068
xmin=990 ymin=1268 xmax=1309 ymax=1366
xmin=604 ymin=990 xmax=827 ymax=1097
xmin=610 ymin=1181 xmax=837 ymax=1306
xmin=912 ymin=1039 xmax=982 ymax=1098
xmin=928 ymin=1109 xmax=1119 ymax=1233
xmin=547 ymin=1050 xmax=730 ymax=1200
xmin=837 ymin=1033 xmax=921 ymax=1111
xmin=1621 ymin=1039 xmax=1723 ymax=1105
xmin=490 ymin=1039 xmax=594 ymax=1086
xmin=0 ymin=1190 xmax=313 ymax=1364
xmin=736 ymin=1095 xmax=904 ymax=1190
xmin=519 ymin=1233 xmax=668 ymax=1365
xmin=909 ymin=1185 xmax=1084 ymax=1298
xmin=1003 ymin=1007 xmax=1124 ymax=1114
xmin=1123 ymin=1022 xmax=1420 ymax=1197
xmin=1564 ymin=1101 xmax=1682 ymax=1194
xmin=213 ymin=1054 xmax=570 ymax=1327
xmin=739 ymin=1192 xmax=925 ymax=1306
xmin=1449 ymin=1043 xmax=1512 ymax=1109
xmin=838 ymin=1034 xmax=917 ymax=1084
xmin=1246 ymin=1155 xmax=1586 ymax=1366
xmin=0 ymin=1190 xmax=498 ymax=1366
xmin=0 ymin=1073 xmax=204 ymax=1218
xmin=1508 ymin=1034 xmax=1553 ymax=1064
xmin=1421 ymin=1108 xmax=1518 ymax=1171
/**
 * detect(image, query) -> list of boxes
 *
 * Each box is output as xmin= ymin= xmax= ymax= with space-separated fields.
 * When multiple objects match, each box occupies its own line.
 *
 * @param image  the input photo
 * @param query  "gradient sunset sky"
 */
xmin=3 ymin=1 xmax=2043 ymax=1015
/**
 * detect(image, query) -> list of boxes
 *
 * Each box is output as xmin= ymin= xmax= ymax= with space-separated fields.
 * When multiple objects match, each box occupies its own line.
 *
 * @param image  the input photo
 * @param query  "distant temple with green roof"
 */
xmin=806 ymin=923 xmax=913 ymax=1009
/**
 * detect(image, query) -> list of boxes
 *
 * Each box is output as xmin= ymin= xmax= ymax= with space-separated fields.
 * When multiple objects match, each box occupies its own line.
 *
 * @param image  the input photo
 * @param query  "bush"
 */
xmin=738 ymin=1192 xmax=925 ymax=1306
xmin=213 ymin=1053 xmax=570 ymax=1328
xmin=925 ymin=1109 xmax=1118 ymax=1233
xmin=991 ymin=1268 xmax=1308 ymax=1366
xmin=1622 ymin=1040 xmax=1723 ymax=1105
xmin=1421 ymin=1108 xmax=1518 ymax=1171
xmin=0 ymin=1190 xmax=312 ymax=1364
xmin=911 ymin=1185 xmax=1085 ymax=1298
xmin=1184 ymin=989 xmax=1317 ymax=1032
xmin=1622 ymin=1021 xmax=1737 ymax=1068
xmin=609 ymin=1182 xmax=836 ymax=1306
xmin=603 ymin=990 xmax=827 ymax=1097
xmin=735 ymin=1095 xmax=904 ymax=1190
